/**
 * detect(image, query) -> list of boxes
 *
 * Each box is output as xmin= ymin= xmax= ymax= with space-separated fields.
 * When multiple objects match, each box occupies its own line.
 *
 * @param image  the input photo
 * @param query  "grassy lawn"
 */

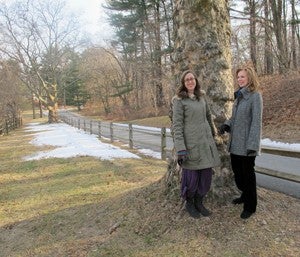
xmin=0 ymin=113 xmax=299 ymax=257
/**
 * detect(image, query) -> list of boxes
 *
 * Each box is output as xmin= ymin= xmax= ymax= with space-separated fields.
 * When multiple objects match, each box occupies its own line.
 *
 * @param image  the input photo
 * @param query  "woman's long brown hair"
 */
xmin=176 ymin=70 xmax=202 ymax=100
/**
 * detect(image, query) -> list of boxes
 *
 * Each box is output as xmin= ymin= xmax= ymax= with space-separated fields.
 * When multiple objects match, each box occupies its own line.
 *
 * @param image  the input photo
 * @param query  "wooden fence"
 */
xmin=60 ymin=115 xmax=168 ymax=158
xmin=256 ymin=147 xmax=300 ymax=183
xmin=59 ymin=113 xmax=300 ymax=183
xmin=0 ymin=116 xmax=22 ymax=135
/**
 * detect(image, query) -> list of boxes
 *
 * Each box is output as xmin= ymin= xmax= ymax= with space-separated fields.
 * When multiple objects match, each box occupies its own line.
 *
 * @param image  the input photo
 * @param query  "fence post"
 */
xmin=98 ymin=121 xmax=101 ymax=138
xmin=161 ymin=127 xmax=166 ymax=160
xmin=78 ymin=119 xmax=80 ymax=130
xmin=5 ymin=119 xmax=9 ymax=134
xmin=129 ymin=123 xmax=133 ymax=149
xmin=90 ymin=120 xmax=92 ymax=134
xmin=84 ymin=120 xmax=86 ymax=131
xmin=110 ymin=122 xmax=114 ymax=142
xmin=13 ymin=117 xmax=17 ymax=128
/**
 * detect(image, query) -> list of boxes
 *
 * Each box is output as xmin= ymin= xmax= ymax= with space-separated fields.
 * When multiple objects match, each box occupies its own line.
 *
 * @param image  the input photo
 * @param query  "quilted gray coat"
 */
xmin=225 ymin=87 xmax=263 ymax=156
xmin=172 ymin=94 xmax=220 ymax=170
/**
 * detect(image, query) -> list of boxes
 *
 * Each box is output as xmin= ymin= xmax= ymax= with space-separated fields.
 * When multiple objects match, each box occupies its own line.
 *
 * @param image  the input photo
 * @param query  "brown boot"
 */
xmin=185 ymin=197 xmax=200 ymax=219
xmin=194 ymin=195 xmax=212 ymax=217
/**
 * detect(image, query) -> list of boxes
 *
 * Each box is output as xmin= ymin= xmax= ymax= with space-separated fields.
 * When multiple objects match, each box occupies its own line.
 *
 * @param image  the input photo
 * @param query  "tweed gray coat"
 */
xmin=172 ymin=94 xmax=220 ymax=170
xmin=225 ymin=87 xmax=263 ymax=156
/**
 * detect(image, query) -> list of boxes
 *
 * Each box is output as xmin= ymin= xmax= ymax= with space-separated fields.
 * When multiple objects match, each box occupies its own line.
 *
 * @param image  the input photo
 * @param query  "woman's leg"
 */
xmin=230 ymin=154 xmax=245 ymax=201
xmin=231 ymin=154 xmax=257 ymax=218
xmin=181 ymin=168 xmax=201 ymax=218
xmin=194 ymin=168 xmax=213 ymax=216
xmin=196 ymin=168 xmax=212 ymax=197
xmin=230 ymin=154 xmax=244 ymax=192
xmin=181 ymin=168 xmax=201 ymax=200
xmin=241 ymin=156 xmax=257 ymax=213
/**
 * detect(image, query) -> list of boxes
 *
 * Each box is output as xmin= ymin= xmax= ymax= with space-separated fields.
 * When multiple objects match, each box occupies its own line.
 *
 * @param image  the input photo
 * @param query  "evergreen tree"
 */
xmin=63 ymin=53 xmax=90 ymax=111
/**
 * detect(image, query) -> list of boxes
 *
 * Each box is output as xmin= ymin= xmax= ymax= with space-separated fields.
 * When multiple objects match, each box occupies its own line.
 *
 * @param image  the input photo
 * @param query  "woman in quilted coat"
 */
xmin=172 ymin=70 xmax=220 ymax=218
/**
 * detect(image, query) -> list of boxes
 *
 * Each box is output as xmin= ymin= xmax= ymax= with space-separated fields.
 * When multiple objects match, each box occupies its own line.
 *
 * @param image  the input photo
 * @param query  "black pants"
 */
xmin=230 ymin=154 xmax=257 ymax=213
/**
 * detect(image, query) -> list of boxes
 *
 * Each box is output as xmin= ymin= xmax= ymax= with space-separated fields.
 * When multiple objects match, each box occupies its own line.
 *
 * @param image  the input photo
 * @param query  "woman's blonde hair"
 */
xmin=236 ymin=66 xmax=260 ymax=92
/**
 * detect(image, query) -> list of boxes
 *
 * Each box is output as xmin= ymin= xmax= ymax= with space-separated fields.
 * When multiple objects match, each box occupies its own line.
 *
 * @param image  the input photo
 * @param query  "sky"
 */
xmin=65 ymin=0 xmax=114 ymax=45
xmin=0 ymin=0 xmax=114 ymax=45
xmin=23 ymin=122 xmax=300 ymax=161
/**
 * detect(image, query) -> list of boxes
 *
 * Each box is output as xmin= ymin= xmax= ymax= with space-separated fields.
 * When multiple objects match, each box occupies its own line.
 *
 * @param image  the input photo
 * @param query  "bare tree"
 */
xmin=290 ymin=0 xmax=298 ymax=69
xmin=249 ymin=0 xmax=258 ymax=70
xmin=264 ymin=0 xmax=274 ymax=74
xmin=80 ymin=47 xmax=135 ymax=116
xmin=0 ymin=60 xmax=23 ymax=130
xmin=0 ymin=0 xmax=80 ymax=122
xmin=270 ymin=0 xmax=290 ymax=72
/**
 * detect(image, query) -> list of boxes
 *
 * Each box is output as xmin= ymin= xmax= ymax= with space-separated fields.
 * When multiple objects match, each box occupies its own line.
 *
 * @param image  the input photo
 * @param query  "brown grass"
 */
xmin=0 ymin=113 xmax=299 ymax=256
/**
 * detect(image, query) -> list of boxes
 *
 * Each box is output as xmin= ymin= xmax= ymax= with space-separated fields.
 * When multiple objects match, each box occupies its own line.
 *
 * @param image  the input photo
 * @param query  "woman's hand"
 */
xmin=218 ymin=124 xmax=230 ymax=135
xmin=177 ymin=150 xmax=187 ymax=166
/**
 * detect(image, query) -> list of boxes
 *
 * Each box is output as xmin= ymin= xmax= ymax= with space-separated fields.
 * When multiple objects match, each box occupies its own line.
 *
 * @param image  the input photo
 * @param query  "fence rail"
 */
xmin=261 ymin=146 xmax=300 ymax=158
xmin=59 ymin=110 xmax=299 ymax=183
xmin=255 ymin=167 xmax=300 ymax=183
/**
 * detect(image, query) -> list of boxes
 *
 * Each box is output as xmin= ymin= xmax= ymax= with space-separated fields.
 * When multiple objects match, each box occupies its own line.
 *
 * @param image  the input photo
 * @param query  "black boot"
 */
xmin=185 ymin=198 xmax=200 ymax=219
xmin=232 ymin=197 xmax=244 ymax=205
xmin=194 ymin=195 xmax=212 ymax=217
xmin=240 ymin=210 xmax=254 ymax=219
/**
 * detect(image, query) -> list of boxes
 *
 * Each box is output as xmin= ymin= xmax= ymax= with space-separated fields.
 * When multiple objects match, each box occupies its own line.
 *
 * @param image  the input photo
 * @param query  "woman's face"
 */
xmin=184 ymin=73 xmax=196 ymax=93
xmin=237 ymin=70 xmax=249 ymax=87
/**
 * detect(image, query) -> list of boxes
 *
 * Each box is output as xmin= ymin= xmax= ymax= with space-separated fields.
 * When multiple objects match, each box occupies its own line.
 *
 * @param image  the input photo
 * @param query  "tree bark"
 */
xmin=250 ymin=0 xmax=257 ymax=70
xmin=264 ymin=0 xmax=274 ymax=74
xmin=290 ymin=0 xmax=297 ymax=69
xmin=154 ymin=2 xmax=165 ymax=108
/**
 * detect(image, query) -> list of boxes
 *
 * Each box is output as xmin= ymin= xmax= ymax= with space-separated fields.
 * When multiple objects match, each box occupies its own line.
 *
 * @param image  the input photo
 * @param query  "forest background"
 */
xmin=0 ymin=0 xmax=299 ymax=131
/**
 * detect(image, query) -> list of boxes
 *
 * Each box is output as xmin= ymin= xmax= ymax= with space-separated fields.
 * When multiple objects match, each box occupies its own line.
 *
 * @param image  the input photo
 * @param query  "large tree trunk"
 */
xmin=154 ymin=2 xmax=165 ymax=108
xmin=32 ymin=94 xmax=36 ymax=120
xmin=264 ymin=0 xmax=274 ymax=74
xmin=39 ymin=100 xmax=43 ymax=118
xmin=250 ymin=0 xmax=257 ymax=70
xmin=290 ymin=0 xmax=297 ymax=69
xmin=47 ymin=84 xmax=59 ymax=123
xmin=48 ymin=106 xmax=58 ymax=123
xmin=167 ymin=0 xmax=237 ymax=202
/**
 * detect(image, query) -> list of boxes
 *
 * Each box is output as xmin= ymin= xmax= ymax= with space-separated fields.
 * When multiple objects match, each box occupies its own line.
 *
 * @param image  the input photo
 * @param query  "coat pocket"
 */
xmin=187 ymin=146 xmax=201 ymax=162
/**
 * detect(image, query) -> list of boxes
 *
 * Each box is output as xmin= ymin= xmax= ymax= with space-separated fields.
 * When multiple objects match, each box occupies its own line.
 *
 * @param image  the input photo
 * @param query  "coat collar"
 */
xmin=188 ymin=93 xmax=196 ymax=100
xmin=240 ymin=87 xmax=251 ymax=99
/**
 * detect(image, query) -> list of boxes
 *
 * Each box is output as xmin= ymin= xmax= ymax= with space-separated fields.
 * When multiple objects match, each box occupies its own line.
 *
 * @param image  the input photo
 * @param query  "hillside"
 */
xmin=260 ymin=70 xmax=300 ymax=143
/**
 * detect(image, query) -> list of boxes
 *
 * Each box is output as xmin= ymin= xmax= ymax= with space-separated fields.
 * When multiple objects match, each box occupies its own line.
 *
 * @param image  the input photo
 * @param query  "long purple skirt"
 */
xmin=181 ymin=168 xmax=212 ymax=200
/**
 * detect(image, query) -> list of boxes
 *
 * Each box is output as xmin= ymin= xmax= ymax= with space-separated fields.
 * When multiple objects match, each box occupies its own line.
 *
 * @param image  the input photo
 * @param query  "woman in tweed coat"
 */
xmin=219 ymin=66 xmax=263 ymax=219
xmin=172 ymin=70 xmax=220 ymax=218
